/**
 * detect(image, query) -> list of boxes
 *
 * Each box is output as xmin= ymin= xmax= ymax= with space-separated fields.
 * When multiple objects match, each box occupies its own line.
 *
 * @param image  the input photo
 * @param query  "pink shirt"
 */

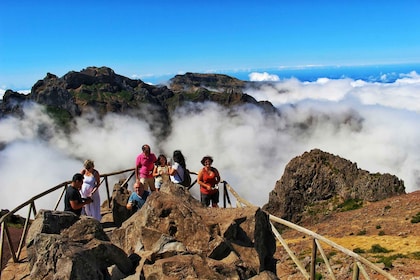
xmin=136 ymin=153 xmax=157 ymax=178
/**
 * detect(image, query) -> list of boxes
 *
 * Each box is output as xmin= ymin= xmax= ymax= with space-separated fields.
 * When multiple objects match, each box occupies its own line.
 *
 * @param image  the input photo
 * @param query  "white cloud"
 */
xmin=249 ymin=72 xmax=280 ymax=82
xmin=0 ymin=74 xmax=419 ymax=214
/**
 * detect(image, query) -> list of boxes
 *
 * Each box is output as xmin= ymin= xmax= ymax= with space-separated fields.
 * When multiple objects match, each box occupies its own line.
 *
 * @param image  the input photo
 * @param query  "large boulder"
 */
xmin=26 ymin=210 xmax=135 ymax=279
xmin=110 ymin=179 xmax=132 ymax=227
xmin=111 ymin=182 xmax=277 ymax=279
xmin=263 ymin=149 xmax=406 ymax=224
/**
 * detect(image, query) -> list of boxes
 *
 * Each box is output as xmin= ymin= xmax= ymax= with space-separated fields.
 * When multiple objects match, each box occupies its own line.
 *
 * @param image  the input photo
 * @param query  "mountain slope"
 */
xmin=276 ymin=190 xmax=420 ymax=279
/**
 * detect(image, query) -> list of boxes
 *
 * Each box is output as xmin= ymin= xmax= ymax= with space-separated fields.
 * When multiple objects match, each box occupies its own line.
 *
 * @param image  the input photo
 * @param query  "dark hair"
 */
xmin=72 ymin=173 xmax=84 ymax=182
xmin=155 ymin=154 xmax=167 ymax=166
xmin=200 ymin=156 xmax=213 ymax=166
xmin=142 ymin=144 xmax=150 ymax=151
xmin=173 ymin=150 xmax=186 ymax=169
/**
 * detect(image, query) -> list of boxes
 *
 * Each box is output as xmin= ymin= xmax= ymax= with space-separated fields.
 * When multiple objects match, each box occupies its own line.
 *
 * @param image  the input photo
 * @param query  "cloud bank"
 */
xmin=0 ymin=73 xmax=419 ymax=214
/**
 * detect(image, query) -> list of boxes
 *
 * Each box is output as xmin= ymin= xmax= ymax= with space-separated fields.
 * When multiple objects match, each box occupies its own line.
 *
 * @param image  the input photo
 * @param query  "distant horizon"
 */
xmin=2 ymin=62 xmax=420 ymax=96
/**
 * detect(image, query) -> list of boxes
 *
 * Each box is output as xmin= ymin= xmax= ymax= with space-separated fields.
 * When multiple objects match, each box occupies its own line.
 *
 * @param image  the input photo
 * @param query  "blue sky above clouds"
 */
xmin=1 ymin=0 xmax=420 ymax=91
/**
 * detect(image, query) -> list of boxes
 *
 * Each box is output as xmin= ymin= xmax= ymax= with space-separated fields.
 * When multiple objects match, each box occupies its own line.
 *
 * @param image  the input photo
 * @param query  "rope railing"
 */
xmin=1 ymin=172 xmax=398 ymax=280
xmin=0 ymin=168 xmax=134 ymax=275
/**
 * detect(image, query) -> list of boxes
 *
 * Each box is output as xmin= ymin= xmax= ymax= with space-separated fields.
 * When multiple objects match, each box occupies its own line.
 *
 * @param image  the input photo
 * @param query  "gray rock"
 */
xmin=264 ymin=149 xmax=405 ymax=223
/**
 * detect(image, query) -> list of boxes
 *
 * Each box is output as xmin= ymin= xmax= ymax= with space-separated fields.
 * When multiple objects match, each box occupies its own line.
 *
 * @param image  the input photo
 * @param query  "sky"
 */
xmin=1 ymin=1 xmax=420 ymax=91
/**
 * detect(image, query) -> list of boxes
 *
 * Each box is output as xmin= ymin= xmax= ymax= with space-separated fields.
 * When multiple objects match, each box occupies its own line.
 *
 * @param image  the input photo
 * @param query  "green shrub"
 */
xmin=357 ymin=229 xmax=367 ymax=236
xmin=378 ymin=230 xmax=385 ymax=236
xmin=410 ymin=251 xmax=420 ymax=260
xmin=369 ymin=244 xmax=391 ymax=253
xmin=338 ymin=198 xmax=363 ymax=211
xmin=353 ymin=248 xmax=365 ymax=254
xmin=376 ymin=254 xmax=405 ymax=269
xmin=376 ymin=224 xmax=381 ymax=229
xmin=411 ymin=212 xmax=420 ymax=223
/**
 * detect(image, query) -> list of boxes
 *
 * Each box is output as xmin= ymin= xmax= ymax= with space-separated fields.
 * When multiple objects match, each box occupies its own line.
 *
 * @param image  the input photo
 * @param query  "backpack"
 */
xmin=180 ymin=168 xmax=192 ymax=188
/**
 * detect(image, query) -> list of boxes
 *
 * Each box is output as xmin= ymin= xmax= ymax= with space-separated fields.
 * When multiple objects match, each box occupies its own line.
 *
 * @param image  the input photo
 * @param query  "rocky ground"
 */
xmin=2 ymin=191 xmax=420 ymax=279
xmin=276 ymin=190 xmax=420 ymax=279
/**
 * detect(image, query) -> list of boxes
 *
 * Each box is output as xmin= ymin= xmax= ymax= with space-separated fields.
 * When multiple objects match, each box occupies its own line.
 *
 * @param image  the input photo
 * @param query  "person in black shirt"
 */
xmin=64 ymin=173 xmax=93 ymax=216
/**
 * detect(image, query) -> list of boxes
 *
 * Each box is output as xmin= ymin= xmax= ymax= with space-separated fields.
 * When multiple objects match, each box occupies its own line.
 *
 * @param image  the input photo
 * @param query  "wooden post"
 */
xmin=17 ymin=204 xmax=33 ymax=259
xmin=311 ymin=238 xmax=318 ymax=280
xmin=223 ymin=182 xmax=226 ymax=208
xmin=352 ymin=262 xmax=360 ymax=280
xmin=0 ymin=222 xmax=5 ymax=276
xmin=31 ymin=201 xmax=37 ymax=217
xmin=105 ymin=176 xmax=110 ymax=208
xmin=53 ymin=185 xmax=67 ymax=211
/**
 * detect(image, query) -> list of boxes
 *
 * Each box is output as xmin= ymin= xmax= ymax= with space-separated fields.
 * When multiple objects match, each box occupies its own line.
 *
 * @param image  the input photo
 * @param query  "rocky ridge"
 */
xmin=263 ymin=149 xmax=406 ymax=224
xmin=0 ymin=67 xmax=274 ymax=137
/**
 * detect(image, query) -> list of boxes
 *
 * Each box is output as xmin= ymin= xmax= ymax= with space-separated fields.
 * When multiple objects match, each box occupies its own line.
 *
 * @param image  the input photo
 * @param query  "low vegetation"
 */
xmin=336 ymin=198 xmax=363 ymax=211
xmin=411 ymin=212 xmax=420 ymax=223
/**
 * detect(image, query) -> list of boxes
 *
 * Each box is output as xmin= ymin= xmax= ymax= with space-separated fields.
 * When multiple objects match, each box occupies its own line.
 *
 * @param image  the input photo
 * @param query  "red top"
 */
xmin=198 ymin=167 xmax=219 ymax=195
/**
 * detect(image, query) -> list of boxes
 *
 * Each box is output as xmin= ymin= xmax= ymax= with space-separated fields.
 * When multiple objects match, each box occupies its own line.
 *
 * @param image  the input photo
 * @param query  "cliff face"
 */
xmin=263 ymin=149 xmax=406 ymax=224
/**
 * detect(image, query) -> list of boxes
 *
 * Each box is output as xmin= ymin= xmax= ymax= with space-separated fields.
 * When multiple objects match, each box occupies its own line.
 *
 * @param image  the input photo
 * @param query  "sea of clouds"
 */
xmin=0 ymin=71 xmax=419 ymax=215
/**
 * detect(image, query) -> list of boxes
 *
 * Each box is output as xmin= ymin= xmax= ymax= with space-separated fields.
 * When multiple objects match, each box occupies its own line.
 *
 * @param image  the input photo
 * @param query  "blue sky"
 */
xmin=1 ymin=0 xmax=420 ymax=90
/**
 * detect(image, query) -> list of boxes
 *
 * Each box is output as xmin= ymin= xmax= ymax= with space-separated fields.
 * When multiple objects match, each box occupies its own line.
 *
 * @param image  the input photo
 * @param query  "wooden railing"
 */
xmin=0 ymin=168 xmax=134 ymax=276
xmin=1 ymin=171 xmax=397 ymax=280
xmin=220 ymin=181 xmax=397 ymax=280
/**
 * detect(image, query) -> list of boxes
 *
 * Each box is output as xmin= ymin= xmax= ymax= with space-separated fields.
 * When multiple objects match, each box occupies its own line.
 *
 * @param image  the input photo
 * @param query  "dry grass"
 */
xmin=275 ymin=190 xmax=420 ymax=279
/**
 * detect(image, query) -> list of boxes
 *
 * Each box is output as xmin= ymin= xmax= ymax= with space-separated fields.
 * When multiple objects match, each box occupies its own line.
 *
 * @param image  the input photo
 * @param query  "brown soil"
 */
xmin=1 ymin=226 xmax=23 ymax=270
xmin=276 ymin=190 xmax=420 ymax=279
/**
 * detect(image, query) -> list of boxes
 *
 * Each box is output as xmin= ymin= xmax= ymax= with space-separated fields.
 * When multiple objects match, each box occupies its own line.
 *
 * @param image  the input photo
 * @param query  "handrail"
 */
xmin=221 ymin=181 xmax=397 ymax=280
xmin=0 ymin=168 xmax=134 ymax=275
xmin=1 ymin=173 xmax=398 ymax=280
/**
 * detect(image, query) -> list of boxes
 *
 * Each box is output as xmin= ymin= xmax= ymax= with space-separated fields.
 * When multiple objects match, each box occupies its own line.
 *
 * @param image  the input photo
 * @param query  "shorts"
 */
xmin=140 ymin=177 xmax=156 ymax=192
xmin=155 ymin=179 xmax=163 ymax=189
xmin=200 ymin=190 xmax=219 ymax=207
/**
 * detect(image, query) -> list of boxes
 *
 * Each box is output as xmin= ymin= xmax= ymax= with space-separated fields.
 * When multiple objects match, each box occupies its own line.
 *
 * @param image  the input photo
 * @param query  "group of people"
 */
xmin=64 ymin=144 xmax=222 ymax=220
xmin=133 ymin=145 xmax=221 ymax=207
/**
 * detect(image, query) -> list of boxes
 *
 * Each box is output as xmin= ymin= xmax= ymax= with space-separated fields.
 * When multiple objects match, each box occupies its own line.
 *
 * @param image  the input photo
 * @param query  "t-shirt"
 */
xmin=128 ymin=191 xmax=150 ymax=212
xmin=199 ymin=167 xmax=219 ymax=195
xmin=155 ymin=165 xmax=169 ymax=183
xmin=170 ymin=162 xmax=184 ymax=184
xmin=136 ymin=153 xmax=157 ymax=178
xmin=64 ymin=185 xmax=83 ymax=216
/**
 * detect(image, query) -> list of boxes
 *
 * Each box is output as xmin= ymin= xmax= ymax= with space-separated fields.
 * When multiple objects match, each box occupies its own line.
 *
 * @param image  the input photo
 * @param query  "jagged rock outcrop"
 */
xmin=110 ymin=182 xmax=277 ymax=279
xmin=19 ymin=180 xmax=278 ymax=279
xmin=263 ymin=149 xmax=405 ymax=224
xmin=0 ymin=90 xmax=30 ymax=118
xmin=169 ymin=72 xmax=277 ymax=112
xmin=0 ymin=67 xmax=279 ymax=141
xmin=25 ymin=210 xmax=135 ymax=279
xmin=0 ymin=67 xmax=276 ymax=129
